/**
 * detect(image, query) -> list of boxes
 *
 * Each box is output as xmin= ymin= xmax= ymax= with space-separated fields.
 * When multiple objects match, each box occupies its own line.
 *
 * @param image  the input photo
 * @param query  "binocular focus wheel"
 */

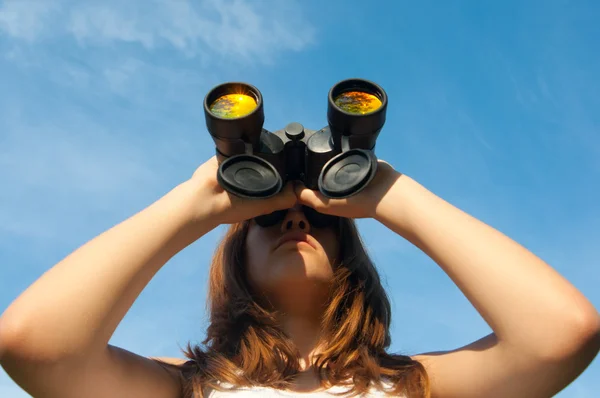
xmin=217 ymin=154 xmax=282 ymax=199
xmin=318 ymin=149 xmax=377 ymax=199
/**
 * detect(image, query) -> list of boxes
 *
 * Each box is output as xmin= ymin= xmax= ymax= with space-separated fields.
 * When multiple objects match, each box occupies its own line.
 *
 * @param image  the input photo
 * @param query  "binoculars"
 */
xmin=203 ymin=78 xmax=387 ymax=226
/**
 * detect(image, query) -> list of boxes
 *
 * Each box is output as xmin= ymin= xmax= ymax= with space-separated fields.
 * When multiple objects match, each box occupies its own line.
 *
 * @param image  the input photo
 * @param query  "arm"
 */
xmin=0 ymin=180 xmax=211 ymax=398
xmin=0 ymin=156 xmax=295 ymax=398
xmin=375 ymin=174 xmax=600 ymax=397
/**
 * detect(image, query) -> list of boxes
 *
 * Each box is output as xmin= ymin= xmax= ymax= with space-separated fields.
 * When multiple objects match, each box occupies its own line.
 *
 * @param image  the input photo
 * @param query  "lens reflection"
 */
xmin=334 ymin=91 xmax=382 ymax=114
xmin=210 ymin=93 xmax=257 ymax=119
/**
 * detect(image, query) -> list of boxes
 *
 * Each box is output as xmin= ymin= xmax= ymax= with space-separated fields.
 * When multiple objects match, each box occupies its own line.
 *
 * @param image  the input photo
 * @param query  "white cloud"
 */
xmin=0 ymin=0 xmax=316 ymax=62
xmin=68 ymin=4 xmax=156 ymax=49
xmin=0 ymin=1 xmax=313 ymax=245
xmin=0 ymin=1 xmax=57 ymax=42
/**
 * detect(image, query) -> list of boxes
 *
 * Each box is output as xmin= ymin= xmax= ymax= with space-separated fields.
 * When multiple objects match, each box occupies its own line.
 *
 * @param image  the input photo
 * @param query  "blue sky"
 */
xmin=0 ymin=0 xmax=598 ymax=396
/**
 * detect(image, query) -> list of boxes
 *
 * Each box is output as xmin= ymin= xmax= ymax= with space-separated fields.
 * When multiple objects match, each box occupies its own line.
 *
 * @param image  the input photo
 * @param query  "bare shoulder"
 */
xmin=150 ymin=357 xmax=189 ymax=366
xmin=149 ymin=356 xmax=190 ymax=383
xmin=1 ymin=343 xmax=189 ymax=398
xmin=411 ymin=332 xmax=596 ymax=398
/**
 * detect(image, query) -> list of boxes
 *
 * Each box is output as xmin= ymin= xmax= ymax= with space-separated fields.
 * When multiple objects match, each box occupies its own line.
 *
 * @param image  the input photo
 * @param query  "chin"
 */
xmin=271 ymin=275 xmax=333 ymax=300
xmin=274 ymin=258 xmax=335 ymax=285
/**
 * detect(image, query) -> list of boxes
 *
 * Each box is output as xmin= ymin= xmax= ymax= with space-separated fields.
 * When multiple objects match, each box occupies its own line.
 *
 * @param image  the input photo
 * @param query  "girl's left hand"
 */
xmin=294 ymin=159 xmax=402 ymax=219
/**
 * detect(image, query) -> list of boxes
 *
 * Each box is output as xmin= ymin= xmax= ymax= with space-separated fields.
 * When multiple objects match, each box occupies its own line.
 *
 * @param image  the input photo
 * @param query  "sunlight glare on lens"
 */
xmin=334 ymin=91 xmax=382 ymax=114
xmin=210 ymin=88 xmax=258 ymax=119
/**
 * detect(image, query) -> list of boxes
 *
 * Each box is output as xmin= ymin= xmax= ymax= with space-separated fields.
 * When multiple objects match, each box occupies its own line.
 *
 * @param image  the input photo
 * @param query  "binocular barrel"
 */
xmin=204 ymin=82 xmax=265 ymax=156
xmin=204 ymin=78 xmax=388 ymax=199
xmin=328 ymin=79 xmax=387 ymax=151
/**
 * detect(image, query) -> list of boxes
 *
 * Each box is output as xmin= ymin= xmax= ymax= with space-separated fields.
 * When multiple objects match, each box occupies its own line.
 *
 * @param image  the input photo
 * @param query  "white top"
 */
xmin=205 ymin=381 xmax=402 ymax=397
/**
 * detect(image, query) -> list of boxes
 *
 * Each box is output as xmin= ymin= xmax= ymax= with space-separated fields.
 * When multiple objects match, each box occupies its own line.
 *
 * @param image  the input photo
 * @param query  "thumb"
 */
xmin=294 ymin=181 xmax=327 ymax=209
xmin=266 ymin=181 xmax=297 ymax=211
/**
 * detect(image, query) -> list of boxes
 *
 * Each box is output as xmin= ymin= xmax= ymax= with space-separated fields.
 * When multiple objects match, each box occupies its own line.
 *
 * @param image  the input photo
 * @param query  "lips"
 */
xmin=275 ymin=231 xmax=317 ymax=251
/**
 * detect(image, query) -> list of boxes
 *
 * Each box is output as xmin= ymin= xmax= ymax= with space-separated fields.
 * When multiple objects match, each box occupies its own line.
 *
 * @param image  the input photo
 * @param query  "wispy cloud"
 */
xmin=0 ymin=1 xmax=57 ymax=42
xmin=0 ymin=0 xmax=317 ymax=245
xmin=0 ymin=0 xmax=316 ymax=62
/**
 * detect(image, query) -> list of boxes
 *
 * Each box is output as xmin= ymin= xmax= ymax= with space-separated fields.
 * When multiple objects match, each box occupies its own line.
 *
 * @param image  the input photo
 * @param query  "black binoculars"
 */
xmin=203 ymin=78 xmax=387 ymax=226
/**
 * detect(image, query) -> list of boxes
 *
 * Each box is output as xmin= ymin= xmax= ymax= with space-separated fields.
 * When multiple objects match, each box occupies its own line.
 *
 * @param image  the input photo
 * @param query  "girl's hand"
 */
xmin=188 ymin=156 xmax=297 ymax=225
xmin=294 ymin=159 xmax=402 ymax=219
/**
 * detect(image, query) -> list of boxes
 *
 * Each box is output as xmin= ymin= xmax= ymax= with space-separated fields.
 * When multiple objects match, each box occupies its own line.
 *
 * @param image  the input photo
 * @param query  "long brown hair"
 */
xmin=155 ymin=218 xmax=429 ymax=397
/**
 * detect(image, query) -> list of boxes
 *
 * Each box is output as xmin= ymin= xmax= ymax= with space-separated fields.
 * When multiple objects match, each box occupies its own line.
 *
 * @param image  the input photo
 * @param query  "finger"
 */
xmin=206 ymin=155 xmax=218 ymax=168
xmin=268 ymin=182 xmax=297 ymax=210
xmin=294 ymin=182 xmax=327 ymax=209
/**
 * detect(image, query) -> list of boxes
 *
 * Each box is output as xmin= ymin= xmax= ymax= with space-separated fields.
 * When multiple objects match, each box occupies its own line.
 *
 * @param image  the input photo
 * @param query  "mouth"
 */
xmin=275 ymin=232 xmax=317 ymax=251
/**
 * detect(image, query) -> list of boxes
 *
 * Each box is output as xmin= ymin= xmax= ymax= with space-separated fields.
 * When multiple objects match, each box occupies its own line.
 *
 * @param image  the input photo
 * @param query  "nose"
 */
xmin=280 ymin=204 xmax=311 ymax=233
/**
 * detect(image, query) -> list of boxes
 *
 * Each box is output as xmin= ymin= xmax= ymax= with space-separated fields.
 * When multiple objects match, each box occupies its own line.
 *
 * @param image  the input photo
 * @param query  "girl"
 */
xmin=1 ymin=156 xmax=598 ymax=397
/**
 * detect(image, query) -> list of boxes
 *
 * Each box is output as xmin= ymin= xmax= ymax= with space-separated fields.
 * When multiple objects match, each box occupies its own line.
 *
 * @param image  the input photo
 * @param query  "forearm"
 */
xmin=0 ymin=180 xmax=214 ymax=361
xmin=375 ymin=174 xmax=600 ymax=357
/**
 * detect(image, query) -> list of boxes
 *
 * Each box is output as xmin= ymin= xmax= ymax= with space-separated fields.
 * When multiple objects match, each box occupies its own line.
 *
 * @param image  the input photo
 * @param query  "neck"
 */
xmin=280 ymin=314 xmax=333 ymax=393
xmin=278 ymin=313 xmax=324 ymax=370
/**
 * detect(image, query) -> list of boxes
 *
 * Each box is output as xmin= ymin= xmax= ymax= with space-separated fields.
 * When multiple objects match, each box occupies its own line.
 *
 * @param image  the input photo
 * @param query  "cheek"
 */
xmin=246 ymin=244 xmax=266 ymax=273
xmin=244 ymin=230 xmax=271 ymax=287
xmin=317 ymin=230 xmax=340 ymax=264
xmin=328 ymin=240 xmax=340 ymax=264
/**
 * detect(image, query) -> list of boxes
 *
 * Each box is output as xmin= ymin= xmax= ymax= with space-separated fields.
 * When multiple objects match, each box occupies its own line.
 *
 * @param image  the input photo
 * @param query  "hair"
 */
xmin=154 ymin=217 xmax=429 ymax=397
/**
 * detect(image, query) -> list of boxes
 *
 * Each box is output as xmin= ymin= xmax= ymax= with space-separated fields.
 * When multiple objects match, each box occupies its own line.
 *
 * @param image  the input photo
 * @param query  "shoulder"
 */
xmin=149 ymin=357 xmax=189 ymax=383
xmin=150 ymin=357 xmax=189 ymax=366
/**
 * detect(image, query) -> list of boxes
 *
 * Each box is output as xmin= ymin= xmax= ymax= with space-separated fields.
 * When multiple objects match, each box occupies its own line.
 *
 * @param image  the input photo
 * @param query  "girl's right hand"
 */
xmin=187 ymin=156 xmax=297 ymax=225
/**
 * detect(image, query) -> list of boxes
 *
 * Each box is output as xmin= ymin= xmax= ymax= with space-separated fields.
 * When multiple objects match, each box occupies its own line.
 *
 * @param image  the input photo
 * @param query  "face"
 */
xmin=244 ymin=204 xmax=340 ymax=311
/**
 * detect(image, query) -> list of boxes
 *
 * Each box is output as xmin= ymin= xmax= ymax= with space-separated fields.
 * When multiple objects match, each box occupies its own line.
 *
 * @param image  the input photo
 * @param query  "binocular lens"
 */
xmin=209 ymin=93 xmax=258 ymax=119
xmin=334 ymin=91 xmax=382 ymax=115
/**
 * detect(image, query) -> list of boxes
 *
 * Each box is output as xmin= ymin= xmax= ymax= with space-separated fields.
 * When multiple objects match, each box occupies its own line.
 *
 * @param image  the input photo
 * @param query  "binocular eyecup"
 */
xmin=203 ymin=78 xmax=387 ymax=200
